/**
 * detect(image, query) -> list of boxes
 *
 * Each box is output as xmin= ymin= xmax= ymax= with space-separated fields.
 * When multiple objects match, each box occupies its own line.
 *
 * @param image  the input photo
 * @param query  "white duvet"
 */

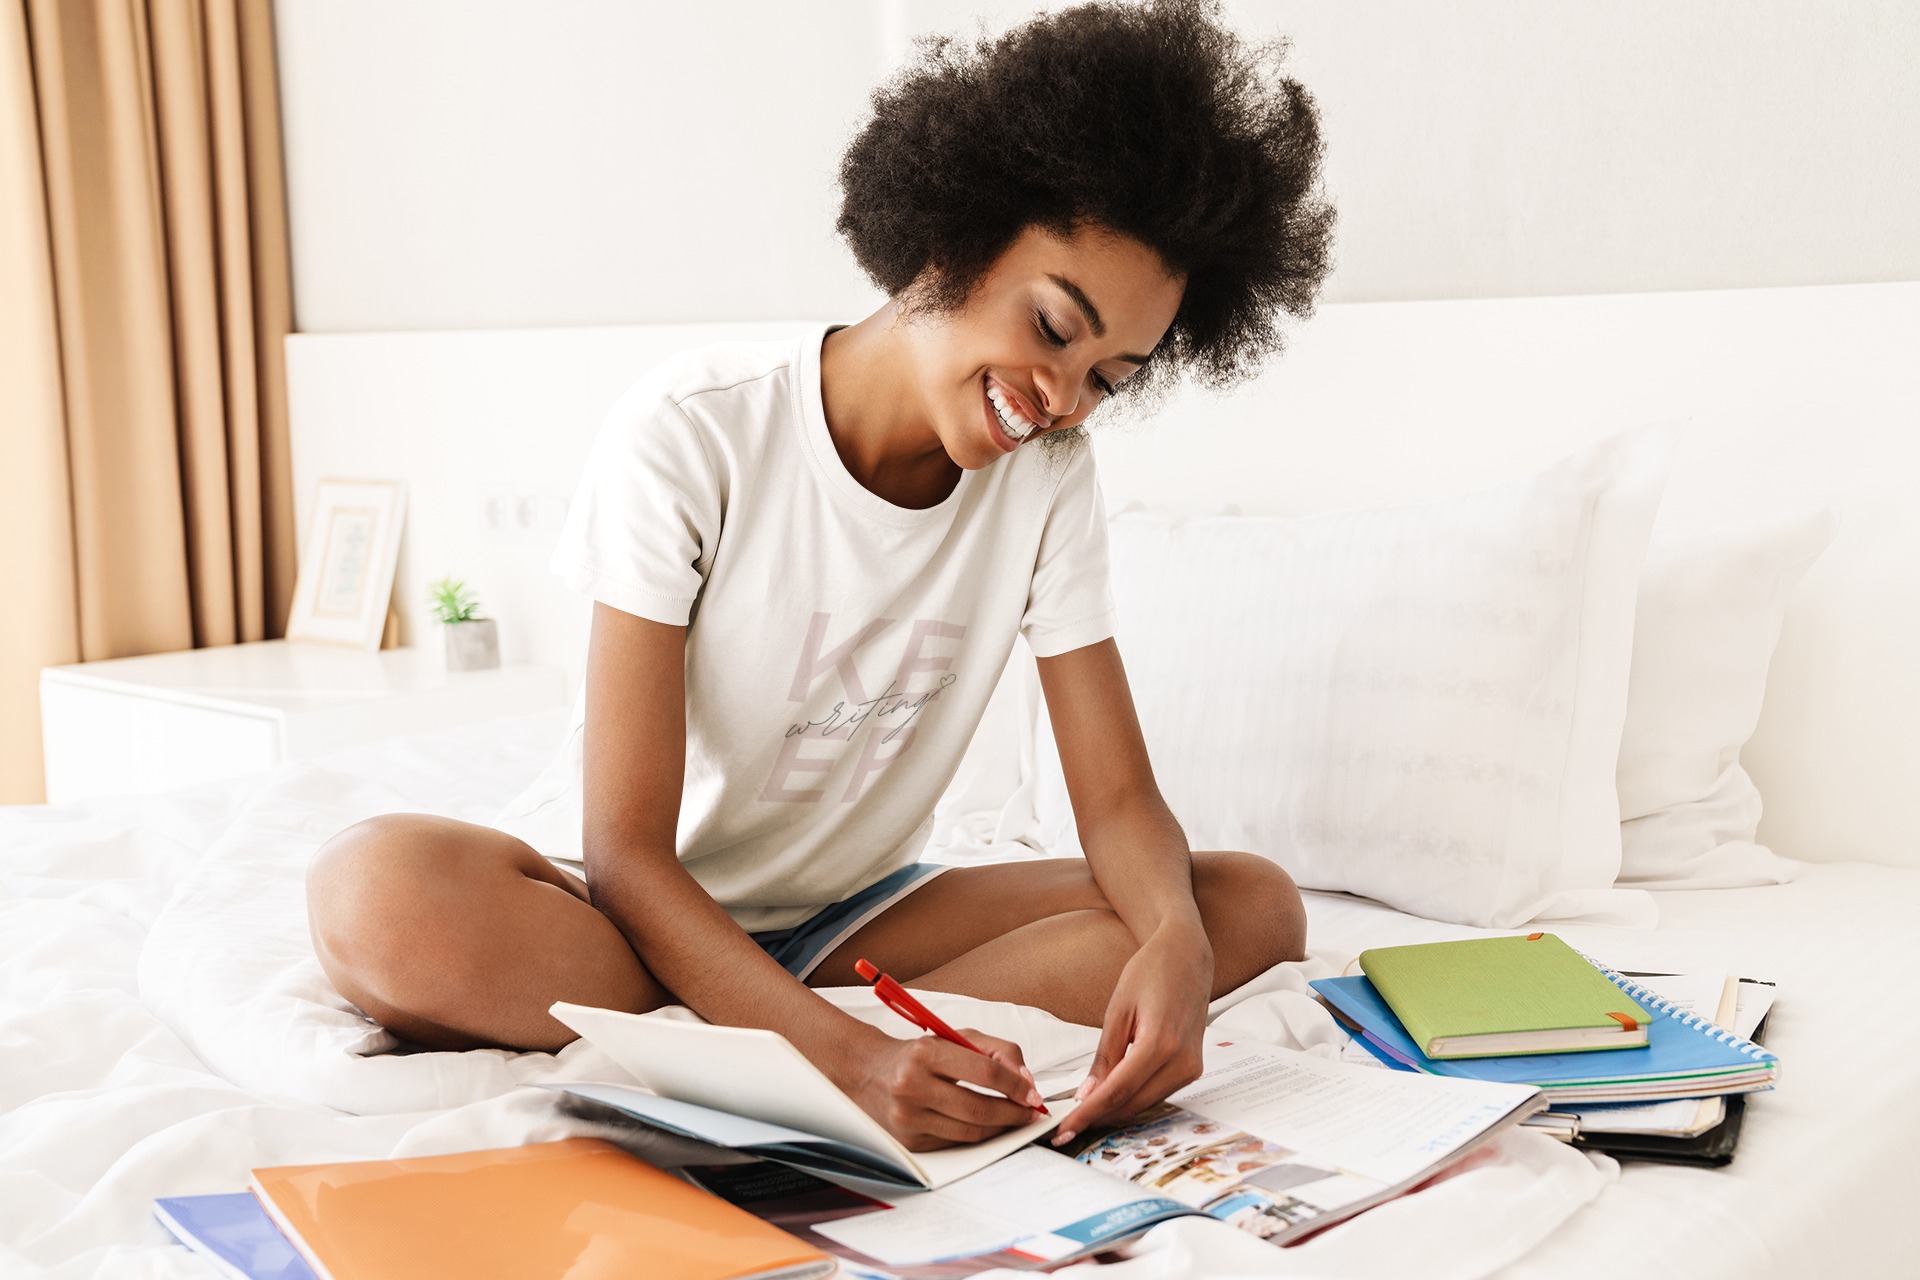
xmin=3 ymin=711 xmax=1915 ymax=1278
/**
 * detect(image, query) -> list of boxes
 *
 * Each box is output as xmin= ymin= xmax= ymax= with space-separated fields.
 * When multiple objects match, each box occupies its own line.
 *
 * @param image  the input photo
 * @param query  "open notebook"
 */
xmin=547 ymin=1002 xmax=1063 ymax=1190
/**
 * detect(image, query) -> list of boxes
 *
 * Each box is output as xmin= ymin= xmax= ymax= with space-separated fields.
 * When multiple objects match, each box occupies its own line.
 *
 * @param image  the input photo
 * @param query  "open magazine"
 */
xmin=1060 ymin=1099 xmax=1381 ymax=1239
xmin=685 ymin=1038 xmax=1545 ymax=1274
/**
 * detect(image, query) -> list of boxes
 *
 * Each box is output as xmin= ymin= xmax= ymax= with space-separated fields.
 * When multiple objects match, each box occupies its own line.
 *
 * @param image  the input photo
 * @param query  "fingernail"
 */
xmin=1028 ymin=1091 xmax=1046 ymax=1109
xmin=1053 ymin=1130 xmax=1076 ymax=1146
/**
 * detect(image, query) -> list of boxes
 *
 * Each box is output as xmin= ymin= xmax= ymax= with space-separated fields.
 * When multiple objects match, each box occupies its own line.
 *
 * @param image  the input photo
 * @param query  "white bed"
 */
xmin=4 ymin=710 xmax=1915 ymax=1278
xmin=7 ymin=284 xmax=1918 ymax=1278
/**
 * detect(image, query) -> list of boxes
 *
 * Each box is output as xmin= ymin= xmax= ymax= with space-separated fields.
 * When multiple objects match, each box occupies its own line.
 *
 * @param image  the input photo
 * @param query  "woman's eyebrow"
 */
xmin=1047 ymin=274 xmax=1106 ymax=336
xmin=1047 ymin=274 xmax=1153 ymax=365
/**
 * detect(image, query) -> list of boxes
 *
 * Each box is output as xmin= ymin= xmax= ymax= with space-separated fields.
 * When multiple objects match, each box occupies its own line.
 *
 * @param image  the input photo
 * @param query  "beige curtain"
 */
xmin=0 ymin=0 xmax=294 ymax=804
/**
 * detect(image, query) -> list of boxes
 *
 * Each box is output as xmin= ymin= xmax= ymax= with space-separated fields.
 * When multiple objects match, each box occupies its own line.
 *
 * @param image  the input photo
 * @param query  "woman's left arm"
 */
xmin=1037 ymin=638 xmax=1213 ymax=1143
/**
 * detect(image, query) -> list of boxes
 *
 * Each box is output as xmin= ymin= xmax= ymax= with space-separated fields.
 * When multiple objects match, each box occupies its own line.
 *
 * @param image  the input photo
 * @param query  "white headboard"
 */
xmin=285 ymin=281 xmax=1920 ymax=869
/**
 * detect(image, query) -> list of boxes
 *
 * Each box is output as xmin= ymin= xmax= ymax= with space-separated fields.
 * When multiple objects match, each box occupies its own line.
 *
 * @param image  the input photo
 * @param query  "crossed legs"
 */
xmin=306 ymin=814 xmax=1307 ymax=1052
xmin=806 ymin=856 xmax=1306 ymax=1026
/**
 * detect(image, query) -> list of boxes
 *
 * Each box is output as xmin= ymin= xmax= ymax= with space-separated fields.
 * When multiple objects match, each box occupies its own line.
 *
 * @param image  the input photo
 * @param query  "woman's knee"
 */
xmin=1192 ymin=850 xmax=1308 ymax=965
xmin=306 ymin=813 xmax=525 ymax=973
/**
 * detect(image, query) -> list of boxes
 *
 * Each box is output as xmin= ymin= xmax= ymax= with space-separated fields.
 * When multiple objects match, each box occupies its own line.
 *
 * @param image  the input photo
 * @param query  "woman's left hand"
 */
xmin=1052 ymin=921 xmax=1213 ymax=1145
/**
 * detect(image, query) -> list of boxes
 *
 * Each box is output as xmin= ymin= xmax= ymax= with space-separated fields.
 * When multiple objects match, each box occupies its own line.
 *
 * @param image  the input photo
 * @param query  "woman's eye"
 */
xmin=1091 ymin=371 xmax=1116 ymax=396
xmin=1035 ymin=310 xmax=1068 ymax=347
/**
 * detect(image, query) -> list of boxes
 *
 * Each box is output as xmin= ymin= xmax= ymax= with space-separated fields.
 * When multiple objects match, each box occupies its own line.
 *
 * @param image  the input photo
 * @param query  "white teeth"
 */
xmin=987 ymin=385 xmax=1036 ymax=440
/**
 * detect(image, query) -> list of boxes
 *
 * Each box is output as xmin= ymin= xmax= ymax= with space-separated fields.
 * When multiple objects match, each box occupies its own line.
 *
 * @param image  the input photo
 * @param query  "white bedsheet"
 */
xmin=3 ymin=712 xmax=1914 ymax=1278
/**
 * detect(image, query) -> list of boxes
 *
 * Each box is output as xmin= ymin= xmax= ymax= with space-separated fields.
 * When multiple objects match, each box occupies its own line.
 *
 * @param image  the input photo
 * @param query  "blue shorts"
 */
xmin=749 ymin=863 xmax=949 ymax=981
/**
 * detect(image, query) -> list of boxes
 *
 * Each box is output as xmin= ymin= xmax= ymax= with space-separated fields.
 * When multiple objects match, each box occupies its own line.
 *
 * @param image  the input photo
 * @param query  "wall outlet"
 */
xmin=480 ymin=489 xmax=570 ymax=541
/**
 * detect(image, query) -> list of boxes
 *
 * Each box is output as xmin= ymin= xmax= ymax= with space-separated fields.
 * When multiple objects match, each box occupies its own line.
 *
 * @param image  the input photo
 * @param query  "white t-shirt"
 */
xmin=495 ymin=326 xmax=1116 ymax=932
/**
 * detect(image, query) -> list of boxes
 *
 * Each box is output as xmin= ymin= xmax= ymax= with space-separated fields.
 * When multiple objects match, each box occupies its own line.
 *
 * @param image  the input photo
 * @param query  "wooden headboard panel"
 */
xmin=286 ymin=281 xmax=1919 ymax=869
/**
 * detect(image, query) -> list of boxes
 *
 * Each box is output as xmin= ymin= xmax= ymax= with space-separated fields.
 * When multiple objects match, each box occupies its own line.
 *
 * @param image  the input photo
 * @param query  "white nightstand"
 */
xmin=39 ymin=640 xmax=567 ymax=803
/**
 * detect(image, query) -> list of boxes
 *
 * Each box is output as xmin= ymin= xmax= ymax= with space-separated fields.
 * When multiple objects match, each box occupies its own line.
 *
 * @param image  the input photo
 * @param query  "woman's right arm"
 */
xmin=579 ymin=601 xmax=1045 ymax=1149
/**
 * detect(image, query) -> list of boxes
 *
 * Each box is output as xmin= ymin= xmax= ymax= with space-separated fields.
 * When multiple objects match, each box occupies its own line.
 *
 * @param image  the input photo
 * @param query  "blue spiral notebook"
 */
xmin=154 ymin=1192 xmax=318 ymax=1280
xmin=1311 ymin=964 xmax=1778 ymax=1104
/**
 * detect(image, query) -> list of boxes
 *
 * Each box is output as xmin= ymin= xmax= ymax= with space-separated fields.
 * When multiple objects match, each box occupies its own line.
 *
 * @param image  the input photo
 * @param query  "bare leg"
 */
xmin=309 ymin=819 xmax=1303 ymax=1050
xmin=306 ymin=814 xmax=669 ymax=1051
xmin=808 ymin=851 xmax=1307 ymax=1027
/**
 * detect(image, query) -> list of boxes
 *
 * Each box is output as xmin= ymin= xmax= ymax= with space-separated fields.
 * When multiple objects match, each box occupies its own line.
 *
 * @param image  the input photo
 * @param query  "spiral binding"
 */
xmin=1572 ymin=948 xmax=1777 ymax=1063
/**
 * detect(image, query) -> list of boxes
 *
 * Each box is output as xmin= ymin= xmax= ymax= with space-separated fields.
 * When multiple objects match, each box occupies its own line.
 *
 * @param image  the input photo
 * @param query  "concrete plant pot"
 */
xmin=444 ymin=618 xmax=500 ymax=671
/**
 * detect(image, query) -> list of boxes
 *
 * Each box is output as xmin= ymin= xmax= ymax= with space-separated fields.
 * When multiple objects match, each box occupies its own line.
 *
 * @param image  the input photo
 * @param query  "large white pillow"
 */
xmin=1032 ymin=425 xmax=1678 ymax=929
xmin=1615 ymin=508 xmax=1838 ymax=888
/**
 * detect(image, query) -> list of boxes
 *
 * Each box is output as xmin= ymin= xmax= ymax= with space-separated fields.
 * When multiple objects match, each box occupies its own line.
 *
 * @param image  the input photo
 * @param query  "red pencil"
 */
xmin=854 ymin=958 xmax=1050 ymax=1119
xmin=853 ymin=957 xmax=985 ymax=1054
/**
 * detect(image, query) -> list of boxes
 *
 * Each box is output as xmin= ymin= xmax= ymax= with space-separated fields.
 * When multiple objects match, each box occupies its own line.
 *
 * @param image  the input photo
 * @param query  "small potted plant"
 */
xmin=427 ymin=575 xmax=499 ymax=671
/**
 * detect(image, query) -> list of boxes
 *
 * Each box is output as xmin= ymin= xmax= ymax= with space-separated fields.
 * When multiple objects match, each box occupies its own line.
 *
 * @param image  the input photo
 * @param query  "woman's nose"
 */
xmin=1033 ymin=364 xmax=1078 ymax=422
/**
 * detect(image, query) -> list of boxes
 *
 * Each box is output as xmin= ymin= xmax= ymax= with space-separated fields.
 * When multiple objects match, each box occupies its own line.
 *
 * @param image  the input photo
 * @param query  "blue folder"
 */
xmin=153 ymin=1192 xmax=317 ymax=1280
xmin=1311 ymin=974 xmax=1777 ymax=1092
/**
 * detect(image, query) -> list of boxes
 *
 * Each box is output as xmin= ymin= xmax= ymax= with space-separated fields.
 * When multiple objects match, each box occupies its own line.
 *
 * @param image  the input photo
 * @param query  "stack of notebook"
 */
xmin=1310 ymin=935 xmax=1779 ymax=1107
xmin=1562 ymin=971 xmax=1776 ymax=1166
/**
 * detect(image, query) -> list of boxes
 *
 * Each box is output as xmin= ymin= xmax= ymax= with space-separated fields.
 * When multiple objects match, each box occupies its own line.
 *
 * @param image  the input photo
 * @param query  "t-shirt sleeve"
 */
xmin=550 ymin=380 xmax=722 ymax=625
xmin=1021 ymin=442 xmax=1118 ymax=657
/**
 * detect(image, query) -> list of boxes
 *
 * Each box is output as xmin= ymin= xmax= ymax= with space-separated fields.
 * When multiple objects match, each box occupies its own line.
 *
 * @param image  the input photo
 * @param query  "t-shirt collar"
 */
xmin=797 ymin=323 xmax=976 ymax=527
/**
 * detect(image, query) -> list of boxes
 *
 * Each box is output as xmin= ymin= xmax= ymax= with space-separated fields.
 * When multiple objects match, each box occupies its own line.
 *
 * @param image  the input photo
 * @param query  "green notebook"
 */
xmin=1358 ymin=934 xmax=1654 ymax=1059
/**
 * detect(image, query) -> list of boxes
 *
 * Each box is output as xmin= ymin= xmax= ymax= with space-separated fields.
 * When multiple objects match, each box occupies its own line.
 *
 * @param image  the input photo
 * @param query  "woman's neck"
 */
xmin=819 ymin=305 xmax=964 ymax=510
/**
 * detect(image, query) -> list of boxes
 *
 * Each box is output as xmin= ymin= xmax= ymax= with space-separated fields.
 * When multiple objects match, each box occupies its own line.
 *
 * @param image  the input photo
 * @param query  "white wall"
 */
xmin=1237 ymin=0 xmax=1920 ymax=302
xmin=271 ymin=1 xmax=888 ymax=332
xmin=273 ymin=0 xmax=1918 ymax=333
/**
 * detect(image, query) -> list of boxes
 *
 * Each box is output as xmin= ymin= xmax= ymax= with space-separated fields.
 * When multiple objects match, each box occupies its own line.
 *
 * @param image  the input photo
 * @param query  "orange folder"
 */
xmin=250 ymin=1137 xmax=833 ymax=1280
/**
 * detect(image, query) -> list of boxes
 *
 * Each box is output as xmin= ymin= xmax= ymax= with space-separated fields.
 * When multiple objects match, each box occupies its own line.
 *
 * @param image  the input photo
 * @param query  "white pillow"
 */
xmin=1615 ymin=508 xmax=1837 ymax=888
xmin=1032 ymin=425 xmax=1679 ymax=929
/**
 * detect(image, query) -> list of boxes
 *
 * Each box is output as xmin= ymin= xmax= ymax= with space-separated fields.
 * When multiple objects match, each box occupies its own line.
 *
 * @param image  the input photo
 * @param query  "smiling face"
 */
xmin=902 ymin=224 xmax=1185 ymax=470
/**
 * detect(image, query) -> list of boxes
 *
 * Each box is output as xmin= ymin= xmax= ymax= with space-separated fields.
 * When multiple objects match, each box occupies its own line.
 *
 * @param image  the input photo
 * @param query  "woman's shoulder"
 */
xmin=613 ymin=334 xmax=807 ymax=422
xmin=589 ymin=337 xmax=812 ymax=482
xmin=1002 ymin=430 xmax=1100 ymax=501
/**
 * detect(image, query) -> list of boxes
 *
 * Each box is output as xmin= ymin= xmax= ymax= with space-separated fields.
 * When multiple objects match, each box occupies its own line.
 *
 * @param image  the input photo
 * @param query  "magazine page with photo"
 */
xmin=690 ymin=1039 xmax=1547 ymax=1273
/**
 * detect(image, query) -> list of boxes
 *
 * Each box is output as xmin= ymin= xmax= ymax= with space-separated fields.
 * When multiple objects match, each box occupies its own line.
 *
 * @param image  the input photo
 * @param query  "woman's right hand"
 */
xmin=833 ymin=1027 xmax=1050 ymax=1151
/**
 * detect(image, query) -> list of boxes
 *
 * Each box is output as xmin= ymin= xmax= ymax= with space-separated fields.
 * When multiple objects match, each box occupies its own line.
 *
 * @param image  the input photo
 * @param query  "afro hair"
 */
xmin=836 ymin=0 xmax=1335 ymax=395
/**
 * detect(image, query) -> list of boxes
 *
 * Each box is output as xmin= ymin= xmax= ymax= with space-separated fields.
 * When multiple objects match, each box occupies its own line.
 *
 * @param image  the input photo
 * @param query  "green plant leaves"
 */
xmin=426 ymin=574 xmax=482 ymax=624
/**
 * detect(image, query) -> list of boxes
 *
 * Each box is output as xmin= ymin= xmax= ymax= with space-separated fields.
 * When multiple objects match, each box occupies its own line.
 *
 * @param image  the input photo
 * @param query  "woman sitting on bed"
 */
xmin=308 ymin=0 xmax=1333 ymax=1152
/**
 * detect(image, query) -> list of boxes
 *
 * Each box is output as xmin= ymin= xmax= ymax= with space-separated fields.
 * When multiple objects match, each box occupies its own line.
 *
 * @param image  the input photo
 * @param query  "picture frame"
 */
xmin=285 ymin=479 xmax=408 ymax=650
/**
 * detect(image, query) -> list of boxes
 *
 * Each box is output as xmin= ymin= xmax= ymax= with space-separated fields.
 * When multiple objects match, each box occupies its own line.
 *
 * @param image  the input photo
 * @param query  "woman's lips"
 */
xmin=983 ymin=375 xmax=1043 ymax=449
xmin=982 ymin=378 xmax=1020 ymax=450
